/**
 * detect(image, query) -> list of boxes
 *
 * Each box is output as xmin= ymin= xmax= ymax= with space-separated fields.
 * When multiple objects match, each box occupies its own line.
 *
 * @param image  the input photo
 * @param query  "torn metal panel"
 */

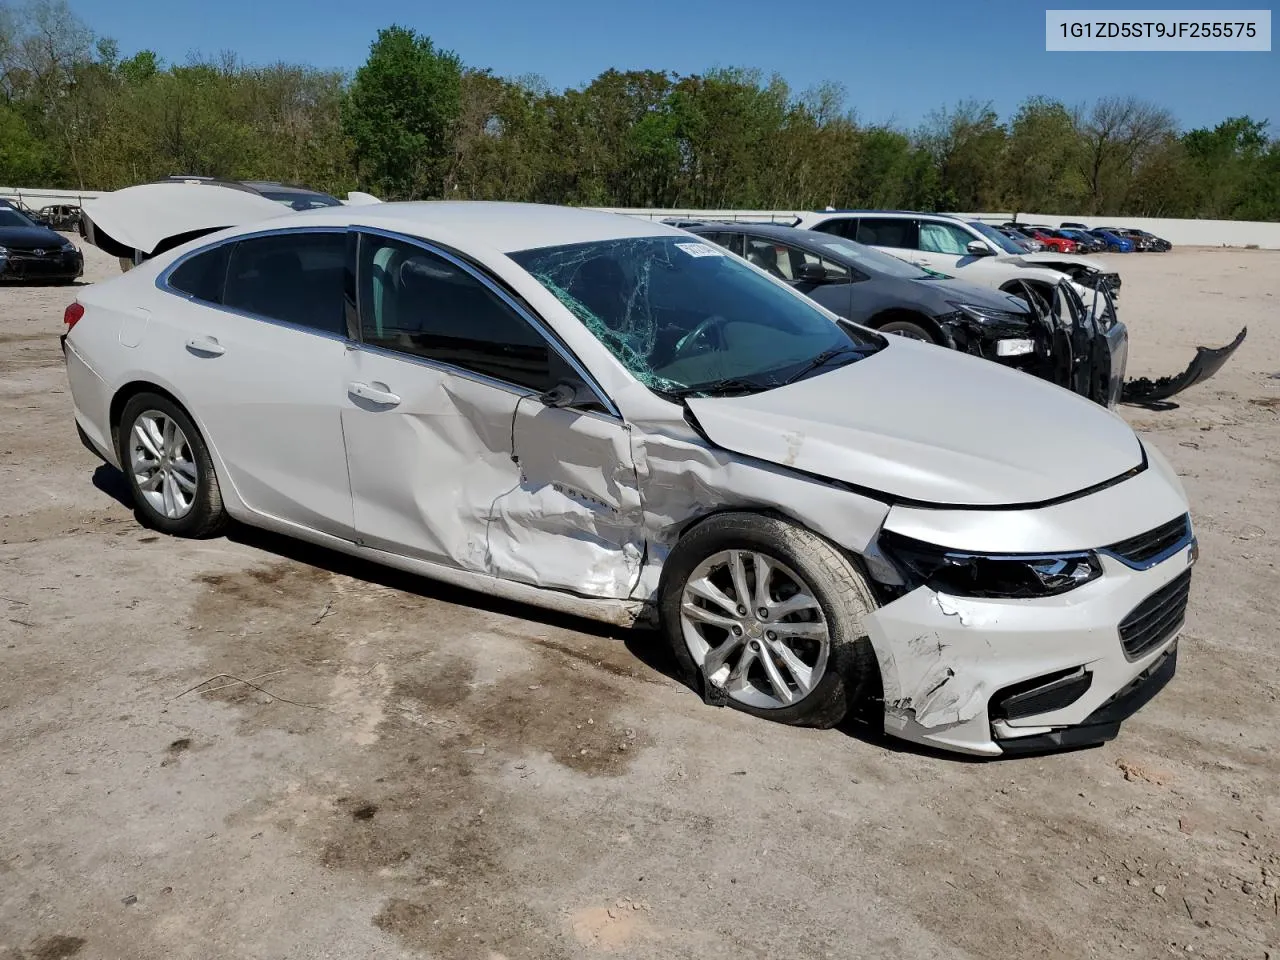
xmin=626 ymin=419 xmax=890 ymax=601
xmin=504 ymin=404 xmax=646 ymax=598
xmin=341 ymin=357 xmax=645 ymax=601
xmin=866 ymin=592 xmax=998 ymax=732
xmin=1122 ymin=326 xmax=1247 ymax=405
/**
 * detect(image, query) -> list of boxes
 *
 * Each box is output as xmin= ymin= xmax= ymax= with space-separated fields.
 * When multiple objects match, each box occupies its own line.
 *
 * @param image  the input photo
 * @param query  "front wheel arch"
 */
xmin=867 ymin=309 xmax=947 ymax=346
xmin=657 ymin=510 xmax=881 ymax=728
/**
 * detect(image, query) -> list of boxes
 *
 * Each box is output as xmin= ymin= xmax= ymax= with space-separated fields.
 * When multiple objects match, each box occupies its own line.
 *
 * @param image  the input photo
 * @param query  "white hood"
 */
xmin=81 ymin=183 xmax=286 ymax=255
xmin=1003 ymin=251 xmax=1109 ymax=272
xmin=685 ymin=338 xmax=1142 ymax=507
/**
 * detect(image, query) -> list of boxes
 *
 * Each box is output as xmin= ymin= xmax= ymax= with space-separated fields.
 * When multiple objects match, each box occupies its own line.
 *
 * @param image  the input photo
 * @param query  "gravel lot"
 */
xmin=2 ymin=240 xmax=1278 ymax=960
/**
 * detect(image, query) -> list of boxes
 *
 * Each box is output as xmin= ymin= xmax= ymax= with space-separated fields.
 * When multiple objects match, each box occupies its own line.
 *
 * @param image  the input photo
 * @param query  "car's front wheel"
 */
xmin=877 ymin=319 xmax=937 ymax=343
xmin=118 ymin=392 xmax=227 ymax=538
xmin=659 ymin=513 xmax=879 ymax=728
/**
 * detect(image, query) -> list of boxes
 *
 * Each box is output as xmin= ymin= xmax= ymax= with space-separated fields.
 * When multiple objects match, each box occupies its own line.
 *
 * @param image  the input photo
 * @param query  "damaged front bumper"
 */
xmin=863 ymin=541 xmax=1194 ymax=757
xmin=1122 ymin=327 xmax=1248 ymax=406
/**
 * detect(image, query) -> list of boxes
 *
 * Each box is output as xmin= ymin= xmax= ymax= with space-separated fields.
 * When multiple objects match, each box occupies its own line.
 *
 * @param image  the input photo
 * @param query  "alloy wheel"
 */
xmin=130 ymin=410 xmax=198 ymax=520
xmin=679 ymin=550 xmax=831 ymax=709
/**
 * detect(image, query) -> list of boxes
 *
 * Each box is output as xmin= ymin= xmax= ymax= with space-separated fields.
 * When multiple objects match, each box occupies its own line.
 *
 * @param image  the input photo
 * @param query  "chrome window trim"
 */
xmin=353 ymin=225 xmax=622 ymax=420
xmin=1099 ymin=532 xmax=1196 ymax=572
xmin=154 ymin=225 xmax=353 ymax=343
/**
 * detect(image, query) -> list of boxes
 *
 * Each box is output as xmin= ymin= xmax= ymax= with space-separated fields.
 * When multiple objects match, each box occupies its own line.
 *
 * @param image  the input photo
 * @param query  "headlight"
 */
xmin=995 ymin=338 xmax=1035 ymax=357
xmin=61 ymin=240 xmax=77 ymax=252
xmin=947 ymin=302 xmax=1027 ymax=325
xmin=879 ymin=531 xmax=1103 ymax=598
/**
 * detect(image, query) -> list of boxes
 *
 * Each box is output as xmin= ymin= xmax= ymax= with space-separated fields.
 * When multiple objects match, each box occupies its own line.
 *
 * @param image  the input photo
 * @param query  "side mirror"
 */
xmin=965 ymin=240 xmax=993 ymax=257
xmin=538 ymin=379 xmax=593 ymax=409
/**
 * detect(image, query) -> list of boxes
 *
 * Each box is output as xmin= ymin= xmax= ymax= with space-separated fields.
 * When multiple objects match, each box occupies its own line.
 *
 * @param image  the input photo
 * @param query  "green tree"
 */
xmin=1002 ymin=96 xmax=1087 ymax=213
xmin=918 ymin=100 xmax=1007 ymax=211
xmin=343 ymin=26 xmax=461 ymax=199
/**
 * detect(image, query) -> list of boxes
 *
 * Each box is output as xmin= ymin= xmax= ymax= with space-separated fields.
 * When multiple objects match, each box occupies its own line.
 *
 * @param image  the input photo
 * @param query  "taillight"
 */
xmin=64 ymin=302 xmax=84 ymax=330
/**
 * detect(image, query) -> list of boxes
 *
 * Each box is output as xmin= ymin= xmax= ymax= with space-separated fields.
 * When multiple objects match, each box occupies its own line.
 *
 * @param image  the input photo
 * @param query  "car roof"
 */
xmin=684 ymin=221 xmax=803 ymax=239
xmin=241 ymin=181 xmax=334 ymax=197
xmin=251 ymin=201 xmax=681 ymax=253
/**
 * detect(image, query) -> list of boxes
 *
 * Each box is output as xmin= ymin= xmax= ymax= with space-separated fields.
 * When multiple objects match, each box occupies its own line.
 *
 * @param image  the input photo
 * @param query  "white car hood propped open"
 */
xmin=81 ymin=183 xmax=287 ymax=257
xmin=685 ymin=338 xmax=1143 ymax=507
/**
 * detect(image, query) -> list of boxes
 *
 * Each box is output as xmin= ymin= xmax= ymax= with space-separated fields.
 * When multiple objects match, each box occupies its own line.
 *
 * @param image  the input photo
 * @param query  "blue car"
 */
xmin=1058 ymin=229 xmax=1104 ymax=253
xmin=1090 ymin=228 xmax=1134 ymax=253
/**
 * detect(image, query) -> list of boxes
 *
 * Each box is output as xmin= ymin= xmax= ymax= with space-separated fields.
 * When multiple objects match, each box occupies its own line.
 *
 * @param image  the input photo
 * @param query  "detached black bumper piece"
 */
xmin=995 ymin=642 xmax=1178 ymax=755
xmin=1122 ymin=326 xmax=1247 ymax=405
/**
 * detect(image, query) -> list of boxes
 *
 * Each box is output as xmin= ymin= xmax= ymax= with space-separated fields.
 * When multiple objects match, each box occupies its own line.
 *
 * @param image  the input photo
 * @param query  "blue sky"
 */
xmin=72 ymin=0 xmax=1277 ymax=131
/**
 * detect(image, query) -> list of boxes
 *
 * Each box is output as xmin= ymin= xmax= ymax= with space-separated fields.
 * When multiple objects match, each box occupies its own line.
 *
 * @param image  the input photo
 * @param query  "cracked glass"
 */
xmin=510 ymin=236 xmax=881 ymax=397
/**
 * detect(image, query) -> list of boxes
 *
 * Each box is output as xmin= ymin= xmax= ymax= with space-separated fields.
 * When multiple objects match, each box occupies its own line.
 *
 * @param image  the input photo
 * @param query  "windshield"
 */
xmin=967 ymin=221 xmax=1024 ymax=255
xmin=810 ymin=236 xmax=935 ymax=280
xmin=0 ymin=207 xmax=37 ymax=228
xmin=510 ymin=235 xmax=882 ymax=397
xmin=259 ymin=190 xmax=342 ymax=211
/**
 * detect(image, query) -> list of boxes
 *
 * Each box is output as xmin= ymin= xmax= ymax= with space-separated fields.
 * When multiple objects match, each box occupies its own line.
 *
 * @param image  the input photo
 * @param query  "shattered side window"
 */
xmin=510 ymin=236 xmax=881 ymax=396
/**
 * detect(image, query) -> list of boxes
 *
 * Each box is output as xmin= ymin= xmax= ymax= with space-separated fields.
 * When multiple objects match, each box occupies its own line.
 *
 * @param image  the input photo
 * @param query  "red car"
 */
xmin=1025 ymin=227 xmax=1078 ymax=254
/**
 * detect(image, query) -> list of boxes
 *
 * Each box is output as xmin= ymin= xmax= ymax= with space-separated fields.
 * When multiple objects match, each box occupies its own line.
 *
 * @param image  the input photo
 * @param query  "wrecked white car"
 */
xmin=63 ymin=198 xmax=1196 ymax=756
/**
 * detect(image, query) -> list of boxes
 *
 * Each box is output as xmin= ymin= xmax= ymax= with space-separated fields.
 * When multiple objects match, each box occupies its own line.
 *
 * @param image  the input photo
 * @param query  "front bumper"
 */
xmin=0 ymin=250 xmax=83 ymax=281
xmin=864 ymin=539 xmax=1194 ymax=757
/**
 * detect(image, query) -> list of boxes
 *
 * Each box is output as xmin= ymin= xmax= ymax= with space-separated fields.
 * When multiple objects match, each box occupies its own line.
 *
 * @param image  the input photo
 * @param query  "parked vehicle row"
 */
xmin=64 ymin=190 xmax=1204 ymax=756
xmin=682 ymin=221 xmax=1126 ymax=407
xmin=1060 ymin=222 xmax=1172 ymax=253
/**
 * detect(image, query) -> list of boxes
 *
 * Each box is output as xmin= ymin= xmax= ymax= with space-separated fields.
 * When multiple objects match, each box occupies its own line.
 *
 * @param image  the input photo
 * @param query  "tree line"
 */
xmin=3 ymin=0 xmax=1278 ymax=220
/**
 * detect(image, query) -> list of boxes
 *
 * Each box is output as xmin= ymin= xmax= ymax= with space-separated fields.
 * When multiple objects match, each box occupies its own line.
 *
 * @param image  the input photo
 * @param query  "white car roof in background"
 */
xmin=293 ymin=201 xmax=680 ymax=252
xmin=82 ymin=182 xmax=285 ymax=255
xmin=82 ymin=186 xmax=682 ymax=257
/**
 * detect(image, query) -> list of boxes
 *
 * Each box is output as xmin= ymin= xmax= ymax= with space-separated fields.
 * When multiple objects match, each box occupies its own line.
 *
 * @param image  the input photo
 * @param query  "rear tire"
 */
xmin=118 ymin=392 xmax=227 ymax=539
xmin=659 ymin=513 xmax=879 ymax=728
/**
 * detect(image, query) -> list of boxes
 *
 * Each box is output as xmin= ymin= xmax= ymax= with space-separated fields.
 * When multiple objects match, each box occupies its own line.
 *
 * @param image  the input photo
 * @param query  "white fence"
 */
xmin=7 ymin=186 xmax=1278 ymax=249
xmin=1 ymin=186 xmax=105 ymax=207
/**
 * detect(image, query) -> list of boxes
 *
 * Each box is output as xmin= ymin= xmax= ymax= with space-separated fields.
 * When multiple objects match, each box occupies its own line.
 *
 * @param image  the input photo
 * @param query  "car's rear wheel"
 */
xmin=878 ymin=319 xmax=937 ymax=343
xmin=118 ymin=392 xmax=227 ymax=538
xmin=659 ymin=513 xmax=879 ymax=728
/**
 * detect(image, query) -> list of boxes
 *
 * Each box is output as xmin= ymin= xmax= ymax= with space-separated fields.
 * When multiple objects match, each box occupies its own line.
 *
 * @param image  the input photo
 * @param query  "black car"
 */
xmin=0 ymin=200 xmax=84 ymax=284
xmin=1121 ymin=228 xmax=1172 ymax=253
xmin=681 ymin=221 xmax=1126 ymax=406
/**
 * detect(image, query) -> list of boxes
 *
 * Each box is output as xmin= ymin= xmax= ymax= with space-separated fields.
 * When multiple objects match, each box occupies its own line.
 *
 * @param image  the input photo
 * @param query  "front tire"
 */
xmin=877 ymin=319 xmax=937 ymax=343
xmin=118 ymin=392 xmax=227 ymax=538
xmin=659 ymin=513 xmax=879 ymax=728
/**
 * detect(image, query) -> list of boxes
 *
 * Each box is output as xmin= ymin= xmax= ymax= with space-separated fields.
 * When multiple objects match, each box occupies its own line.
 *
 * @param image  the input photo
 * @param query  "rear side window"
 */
xmin=222 ymin=232 xmax=347 ymax=336
xmin=356 ymin=234 xmax=553 ymax=391
xmin=856 ymin=218 xmax=919 ymax=250
xmin=703 ymin=232 xmax=744 ymax=256
xmin=167 ymin=246 xmax=230 ymax=303
xmin=811 ymin=218 xmax=853 ymax=238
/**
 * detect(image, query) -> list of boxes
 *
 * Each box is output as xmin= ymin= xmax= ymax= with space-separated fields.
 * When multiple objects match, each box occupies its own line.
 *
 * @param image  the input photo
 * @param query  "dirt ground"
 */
xmin=1 ymin=240 xmax=1278 ymax=960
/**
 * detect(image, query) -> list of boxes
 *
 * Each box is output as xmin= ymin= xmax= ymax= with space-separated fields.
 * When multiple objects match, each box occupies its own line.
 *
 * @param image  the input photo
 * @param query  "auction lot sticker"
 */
xmin=1046 ymin=9 xmax=1271 ymax=50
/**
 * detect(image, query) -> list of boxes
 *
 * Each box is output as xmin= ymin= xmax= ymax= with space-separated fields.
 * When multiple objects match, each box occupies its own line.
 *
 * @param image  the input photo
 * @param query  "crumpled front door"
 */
xmin=341 ymin=346 xmax=645 ymax=600
xmin=503 ymin=403 xmax=646 ymax=598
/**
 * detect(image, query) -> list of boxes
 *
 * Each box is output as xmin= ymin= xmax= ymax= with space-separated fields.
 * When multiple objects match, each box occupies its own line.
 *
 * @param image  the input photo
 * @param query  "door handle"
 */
xmin=185 ymin=336 xmax=225 ymax=356
xmin=348 ymin=381 xmax=401 ymax=406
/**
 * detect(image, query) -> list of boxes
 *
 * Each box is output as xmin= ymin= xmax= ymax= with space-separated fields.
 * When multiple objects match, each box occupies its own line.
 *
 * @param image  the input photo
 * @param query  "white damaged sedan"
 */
xmin=62 ymin=198 xmax=1196 ymax=756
